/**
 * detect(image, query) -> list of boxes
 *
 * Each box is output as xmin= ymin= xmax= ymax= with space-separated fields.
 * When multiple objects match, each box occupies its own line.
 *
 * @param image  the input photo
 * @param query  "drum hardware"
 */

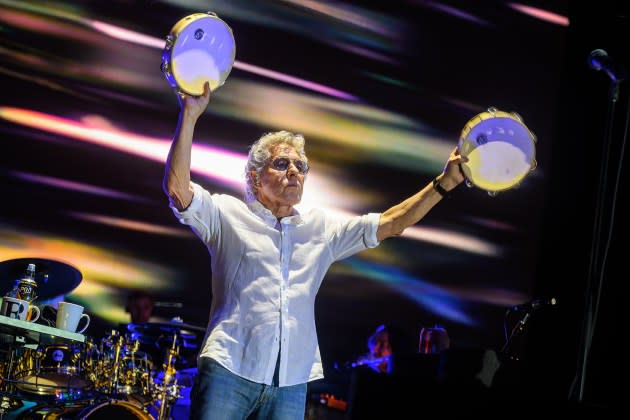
xmin=126 ymin=319 xmax=204 ymax=370
xmin=458 ymin=107 xmax=537 ymax=196
xmin=153 ymin=333 xmax=182 ymax=420
xmin=127 ymin=319 xmax=206 ymax=335
xmin=103 ymin=330 xmax=125 ymax=396
xmin=161 ymin=11 xmax=236 ymax=95
xmin=92 ymin=330 xmax=155 ymax=403
xmin=0 ymin=393 xmax=23 ymax=409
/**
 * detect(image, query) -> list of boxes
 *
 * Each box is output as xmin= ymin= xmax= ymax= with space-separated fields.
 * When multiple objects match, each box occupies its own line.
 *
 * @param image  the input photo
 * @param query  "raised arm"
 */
xmin=376 ymin=147 xmax=467 ymax=241
xmin=163 ymin=82 xmax=212 ymax=211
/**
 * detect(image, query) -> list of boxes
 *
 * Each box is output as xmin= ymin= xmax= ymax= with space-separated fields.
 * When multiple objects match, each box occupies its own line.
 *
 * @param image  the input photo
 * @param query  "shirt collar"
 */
xmin=248 ymin=200 xmax=304 ymax=227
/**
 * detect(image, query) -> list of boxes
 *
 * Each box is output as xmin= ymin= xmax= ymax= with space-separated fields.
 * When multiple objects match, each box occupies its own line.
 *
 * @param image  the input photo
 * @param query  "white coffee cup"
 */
xmin=56 ymin=301 xmax=90 ymax=333
xmin=0 ymin=297 xmax=41 ymax=322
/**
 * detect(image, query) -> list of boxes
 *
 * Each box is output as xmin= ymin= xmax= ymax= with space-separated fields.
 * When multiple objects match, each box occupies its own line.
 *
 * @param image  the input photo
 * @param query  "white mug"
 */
xmin=0 ymin=297 xmax=41 ymax=322
xmin=56 ymin=301 xmax=90 ymax=333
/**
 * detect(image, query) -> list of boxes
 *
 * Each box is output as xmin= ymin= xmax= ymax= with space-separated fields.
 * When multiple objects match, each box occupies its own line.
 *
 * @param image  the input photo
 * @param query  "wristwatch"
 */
xmin=432 ymin=177 xmax=450 ymax=198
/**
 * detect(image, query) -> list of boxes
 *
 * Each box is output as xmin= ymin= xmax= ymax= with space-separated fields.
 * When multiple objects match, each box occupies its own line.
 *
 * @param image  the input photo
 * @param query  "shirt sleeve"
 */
xmin=363 ymin=212 xmax=381 ymax=248
xmin=169 ymin=182 xmax=220 ymax=243
xmin=327 ymin=212 xmax=381 ymax=261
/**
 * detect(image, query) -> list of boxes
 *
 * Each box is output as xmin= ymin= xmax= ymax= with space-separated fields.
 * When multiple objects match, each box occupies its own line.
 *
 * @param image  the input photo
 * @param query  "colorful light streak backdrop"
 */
xmin=1 ymin=0 xmax=568 ymax=375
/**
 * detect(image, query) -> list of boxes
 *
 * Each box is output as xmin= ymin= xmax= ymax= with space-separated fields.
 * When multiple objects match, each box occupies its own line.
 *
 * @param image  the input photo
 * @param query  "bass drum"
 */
xmin=77 ymin=400 xmax=153 ymax=419
xmin=161 ymin=11 xmax=236 ymax=95
xmin=16 ymin=400 xmax=152 ymax=419
xmin=458 ymin=107 xmax=537 ymax=195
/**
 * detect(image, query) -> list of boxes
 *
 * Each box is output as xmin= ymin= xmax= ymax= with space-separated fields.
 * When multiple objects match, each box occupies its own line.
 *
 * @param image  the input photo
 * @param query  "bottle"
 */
xmin=16 ymin=263 xmax=38 ymax=303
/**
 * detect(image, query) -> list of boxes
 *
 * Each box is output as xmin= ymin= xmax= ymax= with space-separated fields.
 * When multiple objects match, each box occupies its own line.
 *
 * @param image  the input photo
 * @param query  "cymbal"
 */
xmin=127 ymin=320 xmax=206 ymax=335
xmin=0 ymin=258 xmax=82 ymax=301
xmin=126 ymin=320 xmax=205 ymax=369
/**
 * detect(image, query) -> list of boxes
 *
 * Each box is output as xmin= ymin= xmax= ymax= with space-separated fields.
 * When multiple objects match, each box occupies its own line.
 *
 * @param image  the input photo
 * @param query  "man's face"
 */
xmin=257 ymin=144 xmax=306 ymax=208
xmin=370 ymin=332 xmax=392 ymax=358
xmin=129 ymin=297 xmax=153 ymax=324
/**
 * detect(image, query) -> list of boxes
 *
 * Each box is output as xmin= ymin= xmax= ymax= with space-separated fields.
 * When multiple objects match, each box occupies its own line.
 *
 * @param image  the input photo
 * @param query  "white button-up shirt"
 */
xmin=171 ymin=182 xmax=380 ymax=386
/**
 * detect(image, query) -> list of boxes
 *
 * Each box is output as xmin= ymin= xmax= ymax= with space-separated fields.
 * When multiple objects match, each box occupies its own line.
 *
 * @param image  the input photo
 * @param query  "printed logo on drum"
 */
xmin=52 ymin=349 xmax=65 ymax=362
xmin=476 ymin=133 xmax=488 ymax=145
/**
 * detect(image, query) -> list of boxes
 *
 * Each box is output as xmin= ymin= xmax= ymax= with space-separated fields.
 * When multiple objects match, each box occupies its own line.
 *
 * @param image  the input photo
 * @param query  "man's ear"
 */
xmin=249 ymin=170 xmax=260 ymax=186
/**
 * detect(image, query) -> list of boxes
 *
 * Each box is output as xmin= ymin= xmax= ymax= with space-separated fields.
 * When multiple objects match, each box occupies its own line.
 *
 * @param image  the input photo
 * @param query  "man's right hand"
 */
xmin=178 ymin=81 xmax=211 ymax=120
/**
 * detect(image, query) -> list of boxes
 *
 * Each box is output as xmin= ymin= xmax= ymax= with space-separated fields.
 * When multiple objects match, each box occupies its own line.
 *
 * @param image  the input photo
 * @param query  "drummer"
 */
xmin=125 ymin=290 xmax=155 ymax=324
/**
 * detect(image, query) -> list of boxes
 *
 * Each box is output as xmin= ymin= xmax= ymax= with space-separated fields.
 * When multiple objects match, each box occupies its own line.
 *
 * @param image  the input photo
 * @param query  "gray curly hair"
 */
xmin=244 ymin=130 xmax=308 ymax=202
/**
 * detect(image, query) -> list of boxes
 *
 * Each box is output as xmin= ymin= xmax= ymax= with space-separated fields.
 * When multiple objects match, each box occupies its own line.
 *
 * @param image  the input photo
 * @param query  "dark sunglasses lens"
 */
xmin=272 ymin=158 xmax=289 ymax=171
xmin=271 ymin=158 xmax=308 ymax=173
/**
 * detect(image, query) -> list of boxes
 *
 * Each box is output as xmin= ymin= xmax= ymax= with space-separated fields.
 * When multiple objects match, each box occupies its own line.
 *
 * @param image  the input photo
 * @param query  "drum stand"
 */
xmin=106 ymin=330 xmax=125 ymax=396
xmin=153 ymin=333 xmax=181 ymax=420
xmin=0 ymin=333 xmax=26 ymax=418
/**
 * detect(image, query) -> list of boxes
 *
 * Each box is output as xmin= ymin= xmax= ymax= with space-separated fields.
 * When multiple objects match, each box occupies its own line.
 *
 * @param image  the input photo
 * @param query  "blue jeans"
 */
xmin=189 ymin=357 xmax=307 ymax=420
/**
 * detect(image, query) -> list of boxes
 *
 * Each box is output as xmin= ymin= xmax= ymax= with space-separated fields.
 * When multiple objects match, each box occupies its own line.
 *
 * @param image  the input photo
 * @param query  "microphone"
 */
xmin=154 ymin=301 xmax=183 ymax=308
xmin=511 ymin=297 xmax=557 ymax=312
xmin=588 ymin=49 xmax=626 ymax=82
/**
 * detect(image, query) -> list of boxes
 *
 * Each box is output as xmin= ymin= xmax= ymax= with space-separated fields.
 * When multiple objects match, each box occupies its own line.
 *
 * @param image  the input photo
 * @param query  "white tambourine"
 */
xmin=458 ymin=107 xmax=537 ymax=195
xmin=161 ymin=12 xmax=236 ymax=95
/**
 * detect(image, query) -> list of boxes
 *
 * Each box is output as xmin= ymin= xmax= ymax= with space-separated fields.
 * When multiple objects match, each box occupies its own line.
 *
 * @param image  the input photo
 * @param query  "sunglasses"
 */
xmin=269 ymin=157 xmax=309 ymax=174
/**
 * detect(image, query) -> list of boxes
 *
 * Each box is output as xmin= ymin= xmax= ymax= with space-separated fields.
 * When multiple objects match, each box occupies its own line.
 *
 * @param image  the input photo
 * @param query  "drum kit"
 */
xmin=0 ymin=259 xmax=204 ymax=420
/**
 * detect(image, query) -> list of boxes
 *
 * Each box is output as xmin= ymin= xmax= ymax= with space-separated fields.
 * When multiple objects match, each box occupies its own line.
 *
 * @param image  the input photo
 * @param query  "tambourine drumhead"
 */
xmin=162 ymin=12 xmax=235 ymax=95
xmin=458 ymin=109 xmax=536 ymax=193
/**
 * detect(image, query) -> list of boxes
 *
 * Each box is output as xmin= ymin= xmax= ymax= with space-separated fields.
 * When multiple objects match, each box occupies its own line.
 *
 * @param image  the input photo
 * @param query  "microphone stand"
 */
xmin=571 ymin=65 xmax=628 ymax=401
xmin=500 ymin=310 xmax=531 ymax=362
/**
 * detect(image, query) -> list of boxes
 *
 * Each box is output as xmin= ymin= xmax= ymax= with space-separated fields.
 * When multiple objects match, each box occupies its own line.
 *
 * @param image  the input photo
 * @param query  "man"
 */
xmin=359 ymin=324 xmax=395 ymax=374
xmin=163 ymin=82 xmax=466 ymax=419
xmin=126 ymin=289 xmax=155 ymax=324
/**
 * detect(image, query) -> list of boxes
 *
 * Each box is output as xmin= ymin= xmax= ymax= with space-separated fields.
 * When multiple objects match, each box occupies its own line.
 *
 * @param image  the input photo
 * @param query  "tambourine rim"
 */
xmin=458 ymin=161 xmax=533 ymax=192
xmin=162 ymin=12 xmax=236 ymax=96
xmin=458 ymin=110 xmax=537 ymax=193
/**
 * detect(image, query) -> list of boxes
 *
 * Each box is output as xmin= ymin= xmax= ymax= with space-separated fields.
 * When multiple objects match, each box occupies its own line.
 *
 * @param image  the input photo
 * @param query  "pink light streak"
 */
xmin=11 ymin=171 xmax=153 ymax=203
xmin=508 ymin=3 xmax=569 ymax=26
xmin=91 ymin=21 xmax=168 ymax=49
xmin=416 ymin=1 xmax=489 ymax=25
xmin=280 ymin=0 xmax=395 ymax=37
xmin=68 ymin=212 xmax=192 ymax=237
xmin=0 ymin=107 xmax=246 ymax=189
xmin=232 ymin=61 xmax=358 ymax=101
